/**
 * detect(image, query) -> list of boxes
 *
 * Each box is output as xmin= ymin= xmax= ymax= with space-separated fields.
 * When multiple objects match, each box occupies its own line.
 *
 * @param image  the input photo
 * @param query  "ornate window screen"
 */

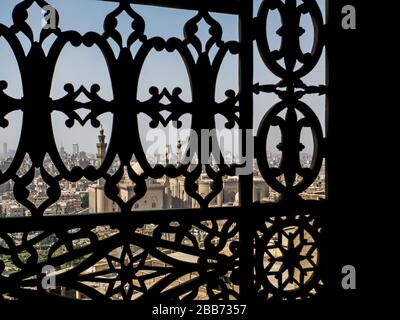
xmin=0 ymin=0 xmax=328 ymax=301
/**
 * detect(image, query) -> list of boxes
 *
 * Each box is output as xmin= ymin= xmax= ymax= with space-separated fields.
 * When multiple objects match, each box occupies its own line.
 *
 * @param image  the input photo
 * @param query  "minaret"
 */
xmin=96 ymin=126 xmax=107 ymax=187
xmin=165 ymin=144 xmax=170 ymax=166
xmin=164 ymin=144 xmax=171 ymax=208
xmin=177 ymin=136 xmax=182 ymax=165
xmin=89 ymin=126 xmax=113 ymax=213
xmin=96 ymin=126 xmax=107 ymax=166
xmin=176 ymin=138 xmax=182 ymax=205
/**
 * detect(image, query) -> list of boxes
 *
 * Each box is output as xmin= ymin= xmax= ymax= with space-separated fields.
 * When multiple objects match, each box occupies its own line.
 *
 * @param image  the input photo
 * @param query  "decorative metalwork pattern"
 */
xmin=0 ymin=0 xmax=327 ymax=301
xmin=254 ymin=0 xmax=326 ymax=200
xmin=254 ymin=212 xmax=323 ymax=300
xmin=0 ymin=0 xmax=242 ymax=214
xmin=0 ymin=214 xmax=239 ymax=300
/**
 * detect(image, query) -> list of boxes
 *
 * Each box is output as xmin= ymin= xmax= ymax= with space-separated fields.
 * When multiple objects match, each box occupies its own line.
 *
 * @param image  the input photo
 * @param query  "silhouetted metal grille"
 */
xmin=0 ymin=0 xmax=327 ymax=301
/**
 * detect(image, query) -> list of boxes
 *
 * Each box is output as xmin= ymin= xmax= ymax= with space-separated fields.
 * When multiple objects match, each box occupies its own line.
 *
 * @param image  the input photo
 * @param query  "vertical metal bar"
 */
xmin=325 ymin=2 xmax=334 ymax=203
xmin=324 ymin=0 xmax=339 ymax=301
xmin=324 ymin=0 xmax=338 ymax=301
xmin=238 ymin=0 xmax=254 ymax=300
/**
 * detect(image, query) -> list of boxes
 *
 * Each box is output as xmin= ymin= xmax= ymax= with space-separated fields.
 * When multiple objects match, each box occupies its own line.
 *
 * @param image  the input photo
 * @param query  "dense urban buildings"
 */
xmin=0 ymin=128 xmax=325 ymax=217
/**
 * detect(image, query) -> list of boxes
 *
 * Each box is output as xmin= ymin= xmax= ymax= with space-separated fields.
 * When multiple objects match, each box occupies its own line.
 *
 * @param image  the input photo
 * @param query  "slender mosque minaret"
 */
xmin=89 ymin=126 xmax=113 ymax=213
xmin=96 ymin=126 xmax=107 ymax=188
xmin=164 ymin=144 xmax=172 ymax=208
xmin=96 ymin=126 xmax=107 ymax=166
xmin=177 ymin=135 xmax=182 ymax=165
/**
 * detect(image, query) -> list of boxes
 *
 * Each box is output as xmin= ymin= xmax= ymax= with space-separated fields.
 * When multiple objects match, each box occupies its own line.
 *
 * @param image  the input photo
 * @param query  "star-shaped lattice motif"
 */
xmin=105 ymin=245 xmax=148 ymax=300
xmin=264 ymin=226 xmax=318 ymax=291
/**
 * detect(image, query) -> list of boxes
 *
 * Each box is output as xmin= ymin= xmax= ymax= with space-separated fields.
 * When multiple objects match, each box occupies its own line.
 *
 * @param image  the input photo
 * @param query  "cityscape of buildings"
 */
xmin=0 ymin=128 xmax=325 ymax=218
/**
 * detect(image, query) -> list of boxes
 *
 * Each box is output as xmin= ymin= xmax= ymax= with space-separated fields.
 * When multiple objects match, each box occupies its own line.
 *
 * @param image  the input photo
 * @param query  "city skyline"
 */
xmin=1 ymin=131 xmax=325 ymax=218
xmin=0 ymin=137 xmax=317 ymax=163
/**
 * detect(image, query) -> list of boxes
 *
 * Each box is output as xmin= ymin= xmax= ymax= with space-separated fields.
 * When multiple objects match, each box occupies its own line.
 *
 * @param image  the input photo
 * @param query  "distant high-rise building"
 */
xmin=72 ymin=144 xmax=79 ymax=155
xmin=60 ymin=145 xmax=65 ymax=157
xmin=3 ymin=142 xmax=7 ymax=159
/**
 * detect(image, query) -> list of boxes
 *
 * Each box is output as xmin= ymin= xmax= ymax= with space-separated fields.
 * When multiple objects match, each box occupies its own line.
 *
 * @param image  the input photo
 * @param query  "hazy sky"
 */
xmin=0 ymin=0 xmax=325 ymax=157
